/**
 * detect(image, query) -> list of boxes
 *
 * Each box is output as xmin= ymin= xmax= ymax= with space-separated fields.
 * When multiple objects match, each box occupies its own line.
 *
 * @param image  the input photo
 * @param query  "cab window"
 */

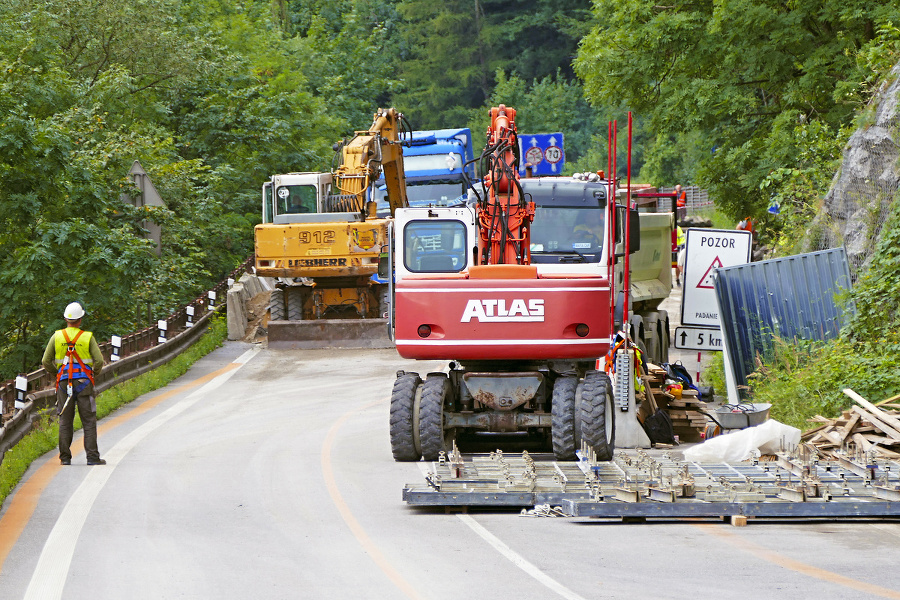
xmin=275 ymin=184 xmax=317 ymax=215
xmin=404 ymin=220 xmax=467 ymax=272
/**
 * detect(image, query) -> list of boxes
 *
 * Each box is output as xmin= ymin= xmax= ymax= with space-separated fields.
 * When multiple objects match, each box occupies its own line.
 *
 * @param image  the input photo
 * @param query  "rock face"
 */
xmin=808 ymin=63 xmax=900 ymax=275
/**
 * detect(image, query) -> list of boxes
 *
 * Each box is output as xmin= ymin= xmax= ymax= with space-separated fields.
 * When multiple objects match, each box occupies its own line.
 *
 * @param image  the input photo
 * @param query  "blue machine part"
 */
xmin=374 ymin=128 xmax=474 ymax=215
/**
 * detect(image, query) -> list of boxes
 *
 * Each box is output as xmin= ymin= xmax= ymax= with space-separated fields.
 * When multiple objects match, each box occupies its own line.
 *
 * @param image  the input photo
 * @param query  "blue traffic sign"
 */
xmin=518 ymin=133 xmax=565 ymax=176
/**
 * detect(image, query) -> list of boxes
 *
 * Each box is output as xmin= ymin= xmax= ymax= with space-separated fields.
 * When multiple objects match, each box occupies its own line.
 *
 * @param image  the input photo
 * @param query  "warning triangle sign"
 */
xmin=697 ymin=256 xmax=723 ymax=289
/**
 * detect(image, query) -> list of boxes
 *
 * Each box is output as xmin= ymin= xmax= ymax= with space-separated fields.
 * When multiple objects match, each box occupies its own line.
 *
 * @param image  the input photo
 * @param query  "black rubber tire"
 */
xmin=580 ymin=371 xmax=615 ymax=461
xmin=629 ymin=314 xmax=645 ymax=351
xmin=418 ymin=373 xmax=450 ymax=461
xmin=378 ymin=285 xmax=391 ymax=319
xmin=551 ymin=376 xmax=578 ymax=460
xmin=269 ymin=289 xmax=285 ymax=321
xmin=657 ymin=310 xmax=670 ymax=364
xmin=389 ymin=372 xmax=422 ymax=461
xmin=286 ymin=288 xmax=304 ymax=320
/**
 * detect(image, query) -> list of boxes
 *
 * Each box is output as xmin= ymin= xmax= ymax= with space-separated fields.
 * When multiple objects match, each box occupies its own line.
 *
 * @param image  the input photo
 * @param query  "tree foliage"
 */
xmin=575 ymin=0 xmax=897 ymax=221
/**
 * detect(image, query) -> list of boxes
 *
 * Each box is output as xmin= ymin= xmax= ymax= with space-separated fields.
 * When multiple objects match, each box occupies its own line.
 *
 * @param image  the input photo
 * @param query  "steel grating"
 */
xmin=403 ymin=443 xmax=900 ymax=518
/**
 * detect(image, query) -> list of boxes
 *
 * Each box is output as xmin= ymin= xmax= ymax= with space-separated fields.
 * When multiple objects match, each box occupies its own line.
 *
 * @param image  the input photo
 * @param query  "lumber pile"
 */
xmin=637 ymin=363 xmax=708 ymax=443
xmin=801 ymin=389 xmax=900 ymax=459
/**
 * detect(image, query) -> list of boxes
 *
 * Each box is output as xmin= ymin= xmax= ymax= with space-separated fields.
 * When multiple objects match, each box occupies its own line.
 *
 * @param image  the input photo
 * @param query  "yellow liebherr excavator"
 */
xmin=254 ymin=108 xmax=410 ymax=348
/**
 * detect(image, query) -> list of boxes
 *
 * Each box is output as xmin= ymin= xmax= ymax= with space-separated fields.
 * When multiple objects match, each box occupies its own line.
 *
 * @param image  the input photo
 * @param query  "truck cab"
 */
xmin=374 ymin=128 xmax=475 ymax=213
xmin=261 ymin=172 xmax=368 ymax=225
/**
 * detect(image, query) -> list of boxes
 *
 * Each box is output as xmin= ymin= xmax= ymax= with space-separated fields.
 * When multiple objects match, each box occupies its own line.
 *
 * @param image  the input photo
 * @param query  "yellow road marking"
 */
xmin=695 ymin=523 xmax=900 ymax=598
xmin=321 ymin=398 xmax=424 ymax=600
xmin=0 ymin=363 xmax=238 ymax=573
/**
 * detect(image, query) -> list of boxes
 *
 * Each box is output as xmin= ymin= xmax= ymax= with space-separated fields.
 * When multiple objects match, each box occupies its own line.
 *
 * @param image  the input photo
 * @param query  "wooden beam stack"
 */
xmin=801 ymin=389 xmax=900 ymax=459
xmin=638 ymin=363 xmax=708 ymax=443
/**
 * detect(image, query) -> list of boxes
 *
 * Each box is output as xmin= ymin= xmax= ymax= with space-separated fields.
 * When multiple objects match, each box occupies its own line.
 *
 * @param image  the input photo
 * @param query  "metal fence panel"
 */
xmin=713 ymin=248 xmax=853 ymax=396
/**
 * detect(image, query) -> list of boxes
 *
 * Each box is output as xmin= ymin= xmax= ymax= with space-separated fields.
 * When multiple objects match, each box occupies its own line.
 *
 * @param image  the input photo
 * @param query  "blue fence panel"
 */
xmin=713 ymin=248 xmax=853 ymax=397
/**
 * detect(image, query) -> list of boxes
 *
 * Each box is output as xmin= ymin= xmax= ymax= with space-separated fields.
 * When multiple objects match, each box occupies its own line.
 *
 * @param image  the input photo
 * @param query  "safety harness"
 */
xmin=56 ymin=329 xmax=94 ymax=396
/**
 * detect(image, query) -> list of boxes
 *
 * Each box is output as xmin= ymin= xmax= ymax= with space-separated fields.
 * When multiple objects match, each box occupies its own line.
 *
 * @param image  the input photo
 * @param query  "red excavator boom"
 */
xmin=477 ymin=105 xmax=535 ymax=265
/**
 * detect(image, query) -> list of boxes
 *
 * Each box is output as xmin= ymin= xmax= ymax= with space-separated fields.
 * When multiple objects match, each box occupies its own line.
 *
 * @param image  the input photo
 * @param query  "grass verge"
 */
xmin=0 ymin=314 xmax=227 ymax=507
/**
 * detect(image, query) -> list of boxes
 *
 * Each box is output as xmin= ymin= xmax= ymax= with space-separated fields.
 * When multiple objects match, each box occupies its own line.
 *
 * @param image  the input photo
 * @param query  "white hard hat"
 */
xmin=64 ymin=302 xmax=85 ymax=320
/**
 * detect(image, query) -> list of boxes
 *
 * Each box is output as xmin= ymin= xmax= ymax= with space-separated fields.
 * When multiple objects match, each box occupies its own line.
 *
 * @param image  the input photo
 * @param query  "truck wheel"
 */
xmin=419 ymin=373 xmax=451 ymax=461
xmin=642 ymin=311 xmax=660 ymax=364
xmin=269 ymin=289 xmax=285 ymax=321
xmin=378 ymin=286 xmax=391 ymax=319
xmin=580 ymin=371 xmax=615 ymax=461
xmin=551 ymin=376 xmax=578 ymax=460
xmin=657 ymin=310 xmax=670 ymax=363
xmin=286 ymin=289 xmax=304 ymax=321
xmin=629 ymin=314 xmax=645 ymax=351
xmin=390 ymin=372 xmax=422 ymax=461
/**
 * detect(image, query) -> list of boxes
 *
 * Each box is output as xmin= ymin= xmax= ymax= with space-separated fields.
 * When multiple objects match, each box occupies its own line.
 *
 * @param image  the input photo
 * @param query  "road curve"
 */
xmin=1 ymin=342 xmax=898 ymax=600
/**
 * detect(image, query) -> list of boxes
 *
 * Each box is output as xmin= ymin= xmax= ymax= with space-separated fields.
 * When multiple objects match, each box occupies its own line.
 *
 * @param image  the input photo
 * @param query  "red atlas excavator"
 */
xmin=387 ymin=106 xmax=645 ymax=461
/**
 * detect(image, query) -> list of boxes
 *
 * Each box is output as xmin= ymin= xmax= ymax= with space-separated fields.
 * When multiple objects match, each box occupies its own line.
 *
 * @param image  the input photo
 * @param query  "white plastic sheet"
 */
xmin=682 ymin=419 xmax=800 ymax=463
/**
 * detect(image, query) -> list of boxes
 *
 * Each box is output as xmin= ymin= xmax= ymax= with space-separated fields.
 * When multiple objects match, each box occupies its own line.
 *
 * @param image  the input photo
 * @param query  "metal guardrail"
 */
xmin=0 ymin=257 xmax=254 ymax=461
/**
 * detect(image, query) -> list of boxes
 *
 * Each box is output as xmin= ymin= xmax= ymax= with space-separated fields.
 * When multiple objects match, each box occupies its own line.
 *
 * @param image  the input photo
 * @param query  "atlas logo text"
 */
xmin=461 ymin=299 xmax=544 ymax=322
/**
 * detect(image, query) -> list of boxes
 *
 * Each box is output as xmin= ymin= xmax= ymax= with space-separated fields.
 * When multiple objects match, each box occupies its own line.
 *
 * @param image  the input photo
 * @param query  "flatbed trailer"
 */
xmin=403 ymin=445 xmax=900 ymax=520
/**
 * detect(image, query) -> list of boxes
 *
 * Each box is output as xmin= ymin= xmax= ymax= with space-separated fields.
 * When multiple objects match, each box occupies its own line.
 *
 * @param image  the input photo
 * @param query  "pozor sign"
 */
xmin=681 ymin=228 xmax=752 ymax=327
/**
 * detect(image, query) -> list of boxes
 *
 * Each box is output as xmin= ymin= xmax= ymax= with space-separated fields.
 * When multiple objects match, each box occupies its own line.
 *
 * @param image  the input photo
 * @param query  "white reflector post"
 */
xmin=111 ymin=335 xmax=122 ymax=361
xmin=158 ymin=320 xmax=167 ymax=344
xmin=15 ymin=375 xmax=27 ymax=410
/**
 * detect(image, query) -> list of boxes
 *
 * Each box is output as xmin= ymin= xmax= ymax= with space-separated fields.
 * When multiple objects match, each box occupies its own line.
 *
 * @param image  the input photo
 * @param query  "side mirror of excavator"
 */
xmin=378 ymin=250 xmax=390 ymax=279
xmin=629 ymin=208 xmax=641 ymax=254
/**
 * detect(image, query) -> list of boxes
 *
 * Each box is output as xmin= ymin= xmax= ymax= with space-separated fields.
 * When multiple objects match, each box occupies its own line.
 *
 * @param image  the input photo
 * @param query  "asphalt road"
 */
xmin=1 ymin=342 xmax=899 ymax=600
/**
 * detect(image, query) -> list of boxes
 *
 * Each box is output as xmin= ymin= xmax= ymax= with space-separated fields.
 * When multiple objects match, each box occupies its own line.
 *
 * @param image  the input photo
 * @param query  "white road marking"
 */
xmin=417 ymin=463 xmax=587 ymax=600
xmin=24 ymin=347 xmax=259 ymax=600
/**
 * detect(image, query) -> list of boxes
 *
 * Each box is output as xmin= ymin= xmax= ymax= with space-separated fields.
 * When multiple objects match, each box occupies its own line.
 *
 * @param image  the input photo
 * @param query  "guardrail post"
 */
xmin=111 ymin=335 xmax=122 ymax=362
xmin=207 ymin=290 xmax=217 ymax=311
xmin=186 ymin=306 xmax=195 ymax=328
xmin=157 ymin=320 xmax=168 ymax=344
xmin=15 ymin=375 xmax=27 ymax=411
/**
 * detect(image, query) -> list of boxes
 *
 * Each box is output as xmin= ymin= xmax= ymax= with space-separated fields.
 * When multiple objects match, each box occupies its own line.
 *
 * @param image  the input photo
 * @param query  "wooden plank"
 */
xmin=875 ymin=393 xmax=900 ymax=407
xmin=850 ymin=406 xmax=900 ymax=442
xmin=838 ymin=412 xmax=861 ymax=444
xmin=821 ymin=430 xmax=843 ymax=447
xmin=851 ymin=432 xmax=873 ymax=451
xmin=844 ymin=388 xmax=900 ymax=435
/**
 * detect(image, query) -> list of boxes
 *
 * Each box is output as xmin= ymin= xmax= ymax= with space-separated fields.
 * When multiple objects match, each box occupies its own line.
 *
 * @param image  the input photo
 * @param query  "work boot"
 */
xmin=60 ymin=459 xmax=71 ymax=466
xmin=87 ymin=458 xmax=107 ymax=465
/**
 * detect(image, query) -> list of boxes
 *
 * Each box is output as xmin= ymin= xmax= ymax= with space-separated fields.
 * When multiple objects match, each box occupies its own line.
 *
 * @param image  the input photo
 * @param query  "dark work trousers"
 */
xmin=56 ymin=378 xmax=100 ymax=463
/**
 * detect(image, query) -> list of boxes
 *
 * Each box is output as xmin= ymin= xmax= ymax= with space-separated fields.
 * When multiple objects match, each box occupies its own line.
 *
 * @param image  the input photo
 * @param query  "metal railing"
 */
xmin=0 ymin=257 xmax=254 ymax=460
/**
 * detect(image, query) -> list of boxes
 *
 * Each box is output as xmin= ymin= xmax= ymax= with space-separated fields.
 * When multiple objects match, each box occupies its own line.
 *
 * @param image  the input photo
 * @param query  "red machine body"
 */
xmin=388 ymin=106 xmax=628 ymax=463
xmin=394 ymin=270 xmax=612 ymax=361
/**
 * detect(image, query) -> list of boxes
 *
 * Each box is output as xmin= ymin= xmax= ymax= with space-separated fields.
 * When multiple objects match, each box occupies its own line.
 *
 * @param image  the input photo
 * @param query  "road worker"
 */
xmin=41 ymin=302 xmax=106 ymax=466
xmin=674 ymin=225 xmax=686 ymax=286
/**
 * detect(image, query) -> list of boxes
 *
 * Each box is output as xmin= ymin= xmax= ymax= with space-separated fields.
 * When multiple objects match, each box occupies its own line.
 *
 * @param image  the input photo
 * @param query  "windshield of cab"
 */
xmin=374 ymin=181 xmax=466 ymax=208
xmin=275 ymin=184 xmax=317 ymax=215
xmin=530 ymin=206 xmax=605 ymax=262
xmin=403 ymin=219 xmax=468 ymax=272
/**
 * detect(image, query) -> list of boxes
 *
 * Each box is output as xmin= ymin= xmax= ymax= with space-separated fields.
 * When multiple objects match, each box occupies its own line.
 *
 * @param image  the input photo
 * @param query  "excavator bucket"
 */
xmin=267 ymin=318 xmax=392 ymax=349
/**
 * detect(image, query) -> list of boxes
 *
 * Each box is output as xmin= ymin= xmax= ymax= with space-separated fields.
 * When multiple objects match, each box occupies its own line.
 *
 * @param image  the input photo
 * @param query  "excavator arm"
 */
xmin=332 ymin=107 xmax=410 ymax=218
xmin=476 ymin=105 xmax=535 ymax=265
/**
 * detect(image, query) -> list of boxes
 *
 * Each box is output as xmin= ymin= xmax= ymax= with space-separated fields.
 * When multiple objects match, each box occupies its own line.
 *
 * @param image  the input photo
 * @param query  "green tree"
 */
xmin=393 ymin=0 xmax=591 ymax=129
xmin=574 ymin=0 xmax=896 ymax=220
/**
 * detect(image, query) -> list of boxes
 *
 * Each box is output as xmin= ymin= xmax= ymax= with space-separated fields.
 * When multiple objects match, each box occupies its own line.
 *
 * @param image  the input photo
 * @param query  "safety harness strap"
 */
xmin=56 ymin=329 xmax=94 ymax=389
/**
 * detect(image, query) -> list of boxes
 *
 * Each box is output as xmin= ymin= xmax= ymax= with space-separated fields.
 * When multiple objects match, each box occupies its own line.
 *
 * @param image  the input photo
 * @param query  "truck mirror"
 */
xmin=629 ymin=208 xmax=641 ymax=254
xmin=378 ymin=252 xmax=390 ymax=278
